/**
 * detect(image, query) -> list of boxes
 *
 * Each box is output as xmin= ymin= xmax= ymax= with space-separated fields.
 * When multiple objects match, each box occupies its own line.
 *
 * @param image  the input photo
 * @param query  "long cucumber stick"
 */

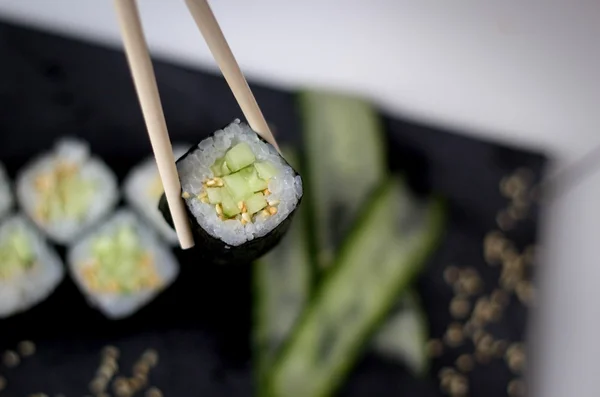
xmin=267 ymin=178 xmax=446 ymax=397
xmin=299 ymin=90 xmax=386 ymax=270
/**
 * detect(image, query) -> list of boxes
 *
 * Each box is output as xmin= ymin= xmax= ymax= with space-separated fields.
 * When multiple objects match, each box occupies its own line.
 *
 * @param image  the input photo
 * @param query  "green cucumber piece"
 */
xmin=211 ymin=157 xmax=226 ymax=177
xmin=299 ymin=90 xmax=386 ymax=270
xmin=267 ymin=179 xmax=445 ymax=397
xmin=223 ymin=172 xmax=253 ymax=201
xmin=220 ymin=188 xmax=241 ymax=217
xmin=254 ymin=148 xmax=313 ymax=395
xmin=206 ymin=188 xmax=222 ymax=204
xmin=372 ymin=290 xmax=429 ymax=376
xmin=239 ymin=166 xmax=269 ymax=192
xmin=246 ymin=193 xmax=268 ymax=215
xmin=225 ymin=142 xmax=256 ymax=172
xmin=255 ymin=161 xmax=279 ymax=180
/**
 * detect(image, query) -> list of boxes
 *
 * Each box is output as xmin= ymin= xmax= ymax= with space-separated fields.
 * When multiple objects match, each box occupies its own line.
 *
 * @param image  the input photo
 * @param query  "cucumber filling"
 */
xmin=33 ymin=160 xmax=97 ymax=223
xmin=0 ymin=228 xmax=36 ymax=280
xmin=80 ymin=225 xmax=162 ymax=294
xmin=182 ymin=142 xmax=281 ymax=225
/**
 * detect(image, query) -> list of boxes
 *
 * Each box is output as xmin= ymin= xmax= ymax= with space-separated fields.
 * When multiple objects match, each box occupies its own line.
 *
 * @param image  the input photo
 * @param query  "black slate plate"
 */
xmin=0 ymin=20 xmax=548 ymax=397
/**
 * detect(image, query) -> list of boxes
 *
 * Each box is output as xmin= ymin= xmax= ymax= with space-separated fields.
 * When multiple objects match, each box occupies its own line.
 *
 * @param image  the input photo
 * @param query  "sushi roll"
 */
xmin=124 ymin=144 xmax=191 ymax=245
xmin=16 ymin=138 xmax=119 ymax=244
xmin=0 ymin=163 xmax=13 ymax=221
xmin=159 ymin=120 xmax=303 ymax=264
xmin=67 ymin=210 xmax=179 ymax=319
xmin=0 ymin=214 xmax=64 ymax=318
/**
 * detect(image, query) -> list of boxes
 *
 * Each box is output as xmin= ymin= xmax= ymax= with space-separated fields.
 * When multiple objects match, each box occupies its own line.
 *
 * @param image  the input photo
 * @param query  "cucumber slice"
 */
xmin=372 ymin=290 xmax=429 ymax=376
xmin=239 ymin=166 xmax=269 ymax=192
xmin=255 ymin=161 xmax=279 ymax=180
xmin=299 ymin=90 xmax=386 ymax=270
xmin=267 ymin=179 xmax=445 ymax=397
xmin=225 ymin=142 xmax=256 ymax=172
xmin=246 ymin=193 xmax=268 ymax=215
xmin=220 ymin=188 xmax=241 ymax=217
xmin=223 ymin=172 xmax=253 ymax=201
xmin=206 ymin=188 xmax=222 ymax=205
xmin=211 ymin=157 xmax=227 ymax=177
xmin=253 ymin=148 xmax=313 ymax=395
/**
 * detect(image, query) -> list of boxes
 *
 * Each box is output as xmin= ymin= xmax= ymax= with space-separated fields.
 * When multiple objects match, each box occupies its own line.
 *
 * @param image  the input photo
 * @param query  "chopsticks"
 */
xmin=184 ymin=0 xmax=279 ymax=152
xmin=113 ymin=0 xmax=280 ymax=249
xmin=113 ymin=0 xmax=195 ymax=250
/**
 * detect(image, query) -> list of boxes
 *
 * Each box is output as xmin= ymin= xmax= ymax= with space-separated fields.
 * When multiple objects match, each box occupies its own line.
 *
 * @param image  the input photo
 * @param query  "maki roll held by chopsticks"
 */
xmin=159 ymin=120 xmax=302 ymax=264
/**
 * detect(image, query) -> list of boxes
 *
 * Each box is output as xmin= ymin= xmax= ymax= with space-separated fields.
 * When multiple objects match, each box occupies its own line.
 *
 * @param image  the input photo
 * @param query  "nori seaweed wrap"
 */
xmin=159 ymin=120 xmax=303 ymax=264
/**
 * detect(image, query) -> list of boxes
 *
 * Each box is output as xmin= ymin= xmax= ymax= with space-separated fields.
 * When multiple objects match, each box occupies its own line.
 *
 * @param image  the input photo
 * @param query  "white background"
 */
xmin=1 ymin=1 xmax=599 ymax=396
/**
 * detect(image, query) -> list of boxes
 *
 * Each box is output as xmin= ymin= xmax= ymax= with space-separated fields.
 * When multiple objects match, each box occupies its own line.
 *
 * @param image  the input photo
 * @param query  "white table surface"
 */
xmin=1 ymin=2 xmax=599 ymax=396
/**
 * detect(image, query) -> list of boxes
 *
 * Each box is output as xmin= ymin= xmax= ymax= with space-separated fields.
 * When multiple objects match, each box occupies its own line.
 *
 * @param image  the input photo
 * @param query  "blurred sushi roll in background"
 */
xmin=160 ymin=120 xmax=303 ymax=264
xmin=0 ymin=214 xmax=64 ymax=318
xmin=124 ymin=144 xmax=191 ymax=245
xmin=67 ymin=210 xmax=179 ymax=320
xmin=0 ymin=163 xmax=13 ymax=221
xmin=16 ymin=138 xmax=119 ymax=245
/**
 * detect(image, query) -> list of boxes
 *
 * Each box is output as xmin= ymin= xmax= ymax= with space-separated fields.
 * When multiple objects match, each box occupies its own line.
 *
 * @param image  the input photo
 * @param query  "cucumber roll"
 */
xmin=16 ymin=138 xmax=118 ymax=244
xmin=0 ymin=163 xmax=13 ymax=221
xmin=124 ymin=144 xmax=191 ymax=245
xmin=67 ymin=210 xmax=179 ymax=319
xmin=0 ymin=214 xmax=64 ymax=318
xmin=159 ymin=120 xmax=303 ymax=264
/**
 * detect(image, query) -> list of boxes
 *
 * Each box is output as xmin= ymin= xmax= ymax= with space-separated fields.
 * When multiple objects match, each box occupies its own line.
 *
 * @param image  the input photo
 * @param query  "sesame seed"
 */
xmin=146 ymin=387 xmax=163 ymax=397
xmin=102 ymin=345 xmax=120 ymax=359
xmin=444 ymin=323 xmax=464 ymax=348
xmin=500 ymin=175 xmax=526 ymax=198
xmin=2 ymin=350 xmax=20 ymax=367
xmin=237 ymin=201 xmax=245 ymax=210
xmin=456 ymin=354 xmax=474 ymax=373
xmin=242 ymin=212 xmax=252 ymax=223
xmin=263 ymin=189 xmax=271 ymax=196
xmin=262 ymin=209 xmax=270 ymax=217
xmin=268 ymin=199 xmax=280 ymax=207
xmin=199 ymin=192 xmax=208 ymax=199
xmin=450 ymin=297 xmax=471 ymax=319
xmin=506 ymin=343 xmax=526 ymax=373
xmin=268 ymin=206 xmax=278 ymax=215
xmin=491 ymin=289 xmax=510 ymax=307
xmin=182 ymin=191 xmax=191 ymax=199
xmin=443 ymin=266 xmax=460 ymax=285
xmin=215 ymin=203 xmax=223 ymax=215
xmin=89 ymin=378 xmax=107 ymax=394
xmin=141 ymin=349 xmax=159 ymax=367
xmin=508 ymin=378 xmax=526 ymax=397
xmin=206 ymin=179 xmax=216 ymax=187
xmin=425 ymin=339 xmax=444 ymax=357
xmin=133 ymin=361 xmax=150 ymax=375
xmin=448 ymin=375 xmax=469 ymax=397
xmin=17 ymin=340 xmax=36 ymax=357
xmin=438 ymin=367 xmax=456 ymax=391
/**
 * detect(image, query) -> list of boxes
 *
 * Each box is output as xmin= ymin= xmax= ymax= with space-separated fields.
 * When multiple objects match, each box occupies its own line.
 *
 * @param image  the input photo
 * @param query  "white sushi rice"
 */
xmin=178 ymin=120 xmax=303 ymax=246
xmin=124 ymin=144 xmax=191 ymax=245
xmin=0 ymin=214 xmax=64 ymax=318
xmin=0 ymin=163 xmax=13 ymax=221
xmin=16 ymin=138 xmax=119 ymax=244
xmin=67 ymin=209 xmax=179 ymax=320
